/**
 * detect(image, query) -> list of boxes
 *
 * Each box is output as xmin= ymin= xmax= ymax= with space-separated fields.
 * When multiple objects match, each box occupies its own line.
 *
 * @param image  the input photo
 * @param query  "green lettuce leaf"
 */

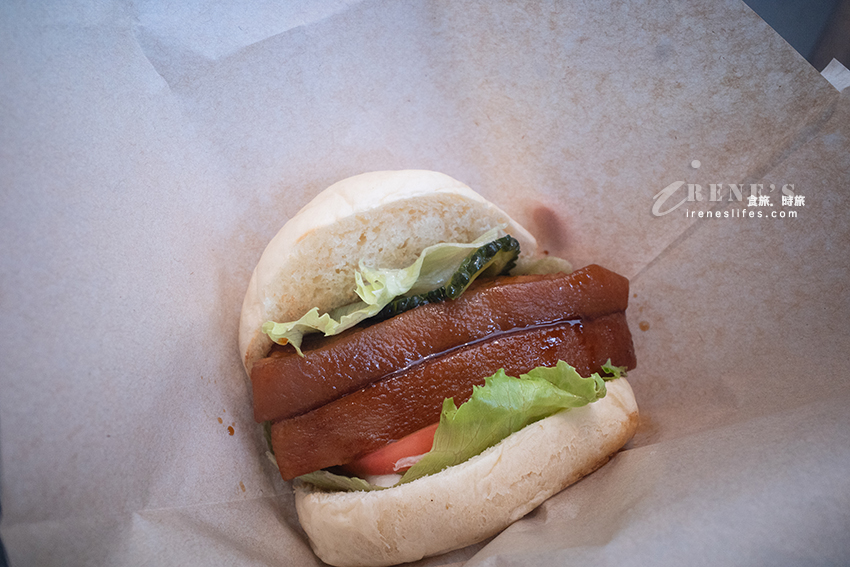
xmin=262 ymin=227 xmax=504 ymax=355
xmin=399 ymin=360 xmax=614 ymax=483
xmin=297 ymin=470 xmax=388 ymax=492
xmin=512 ymin=255 xmax=573 ymax=276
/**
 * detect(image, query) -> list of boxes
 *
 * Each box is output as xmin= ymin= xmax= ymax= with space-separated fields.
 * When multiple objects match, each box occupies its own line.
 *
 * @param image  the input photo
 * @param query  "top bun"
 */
xmin=238 ymin=170 xmax=537 ymax=374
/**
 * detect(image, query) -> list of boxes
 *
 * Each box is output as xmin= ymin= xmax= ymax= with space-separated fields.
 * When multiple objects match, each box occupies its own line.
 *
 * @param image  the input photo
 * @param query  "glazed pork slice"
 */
xmin=252 ymin=264 xmax=630 ymax=422
xmin=270 ymin=312 xmax=636 ymax=480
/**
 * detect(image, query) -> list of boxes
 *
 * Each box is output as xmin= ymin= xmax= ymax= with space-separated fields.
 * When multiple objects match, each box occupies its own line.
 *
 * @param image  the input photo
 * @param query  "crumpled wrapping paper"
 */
xmin=1 ymin=1 xmax=848 ymax=565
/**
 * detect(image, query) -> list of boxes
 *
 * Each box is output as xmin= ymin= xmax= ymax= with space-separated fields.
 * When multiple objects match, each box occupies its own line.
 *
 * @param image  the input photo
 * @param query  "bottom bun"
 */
xmin=294 ymin=378 xmax=639 ymax=567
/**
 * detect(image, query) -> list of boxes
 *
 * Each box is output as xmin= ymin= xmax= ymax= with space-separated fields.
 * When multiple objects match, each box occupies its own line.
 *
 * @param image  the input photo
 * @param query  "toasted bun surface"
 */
xmin=239 ymin=170 xmax=537 ymax=374
xmin=295 ymin=378 xmax=638 ymax=567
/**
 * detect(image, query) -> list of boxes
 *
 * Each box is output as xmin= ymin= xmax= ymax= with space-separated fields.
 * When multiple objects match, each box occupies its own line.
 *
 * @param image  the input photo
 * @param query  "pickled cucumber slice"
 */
xmin=373 ymin=235 xmax=520 ymax=321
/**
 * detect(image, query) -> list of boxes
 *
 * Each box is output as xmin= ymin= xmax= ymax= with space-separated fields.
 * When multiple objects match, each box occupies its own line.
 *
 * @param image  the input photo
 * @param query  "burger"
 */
xmin=238 ymin=170 xmax=638 ymax=566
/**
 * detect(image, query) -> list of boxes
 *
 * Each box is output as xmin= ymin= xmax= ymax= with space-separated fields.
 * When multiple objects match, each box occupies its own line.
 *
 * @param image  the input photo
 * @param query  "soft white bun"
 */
xmin=239 ymin=170 xmax=537 ymax=374
xmin=295 ymin=378 xmax=639 ymax=567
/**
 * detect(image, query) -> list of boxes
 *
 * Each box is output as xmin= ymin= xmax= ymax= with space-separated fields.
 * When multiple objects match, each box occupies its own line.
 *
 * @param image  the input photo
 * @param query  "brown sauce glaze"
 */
xmin=270 ymin=312 xmax=635 ymax=480
xmin=252 ymin=264 xmax=630 ymax=423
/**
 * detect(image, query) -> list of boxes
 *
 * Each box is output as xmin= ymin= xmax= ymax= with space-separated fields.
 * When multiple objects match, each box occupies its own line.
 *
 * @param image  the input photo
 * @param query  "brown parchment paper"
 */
xmin=1 ymin=1 xmax=848 ymax=566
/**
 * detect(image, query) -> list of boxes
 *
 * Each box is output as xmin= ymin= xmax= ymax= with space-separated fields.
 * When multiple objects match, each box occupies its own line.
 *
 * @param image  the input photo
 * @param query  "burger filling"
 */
xmin=253 ymin=234 xmax=636 ymax=489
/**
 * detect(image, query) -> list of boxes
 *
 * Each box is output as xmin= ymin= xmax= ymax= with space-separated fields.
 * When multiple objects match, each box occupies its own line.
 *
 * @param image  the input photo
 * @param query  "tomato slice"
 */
xmin=342 ymin=422 xmax=439 ymax=477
